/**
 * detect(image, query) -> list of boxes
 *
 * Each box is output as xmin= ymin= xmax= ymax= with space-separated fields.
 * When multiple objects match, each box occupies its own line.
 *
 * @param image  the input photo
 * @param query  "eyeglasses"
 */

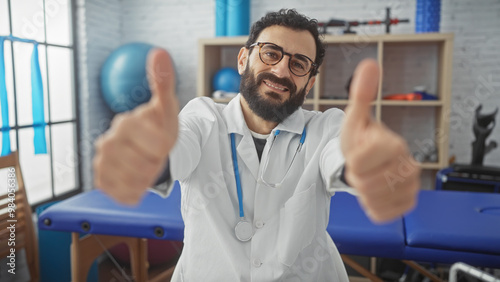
xmin=249 ymin=42 xmax=317 ymax=77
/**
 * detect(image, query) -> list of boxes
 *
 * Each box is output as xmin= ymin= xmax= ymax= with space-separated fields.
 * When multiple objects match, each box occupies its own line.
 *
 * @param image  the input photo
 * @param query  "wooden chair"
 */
xmin=0 ymin=151 xmax=39 ymax=281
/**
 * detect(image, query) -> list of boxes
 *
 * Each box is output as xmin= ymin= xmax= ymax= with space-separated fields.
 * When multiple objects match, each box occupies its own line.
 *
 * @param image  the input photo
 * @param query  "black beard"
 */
xmin=239 ymin=66 xmax=307 ymax=123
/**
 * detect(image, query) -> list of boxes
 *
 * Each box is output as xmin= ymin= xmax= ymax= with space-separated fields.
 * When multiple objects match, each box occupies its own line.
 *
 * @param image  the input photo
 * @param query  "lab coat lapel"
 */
xmin=236 ymin=134 xmax=260 ymax=180
xmin=223 ymin=94 xmax=260 ymax=180
xmin=275 ymin=106 xmax=306 ymax=135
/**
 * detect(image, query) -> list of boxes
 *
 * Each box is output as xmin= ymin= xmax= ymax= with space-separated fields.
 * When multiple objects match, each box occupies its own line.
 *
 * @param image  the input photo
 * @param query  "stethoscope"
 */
xmin=230 ymin=128 xmax=307 ymax=241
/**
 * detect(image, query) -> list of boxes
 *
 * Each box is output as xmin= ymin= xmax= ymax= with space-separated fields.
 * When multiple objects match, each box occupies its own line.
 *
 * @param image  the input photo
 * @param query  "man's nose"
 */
xmin=270 ymin=55 xmax=291 ymax=78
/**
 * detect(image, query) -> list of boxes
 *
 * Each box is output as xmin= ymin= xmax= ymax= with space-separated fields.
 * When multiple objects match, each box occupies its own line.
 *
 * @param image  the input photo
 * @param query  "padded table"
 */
xmin=38 ymin=182 xmax=184 ymax=281
xmin=328 ymin=189 xmax=500 ymax=272
xmin=328 ymin=191 xmax=406 ymax=259
xmin=404 ymin=190 xmax=500 ymax=267
xmin=39 ymin=183 xmax=500 ymax=281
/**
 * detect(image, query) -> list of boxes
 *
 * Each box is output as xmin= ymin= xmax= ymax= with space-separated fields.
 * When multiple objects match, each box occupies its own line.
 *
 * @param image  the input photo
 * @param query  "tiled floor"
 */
xmin=0 ymin=249 xmax=31 ymax=282
xmin=98 ymin=255 xmax=178 ymax=282
xmin=98 ymin=239 xmax=182 ymax=282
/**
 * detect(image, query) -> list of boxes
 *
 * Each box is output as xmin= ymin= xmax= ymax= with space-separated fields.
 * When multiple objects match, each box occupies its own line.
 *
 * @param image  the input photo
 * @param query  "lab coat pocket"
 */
xmin=277 ymin=183 xmax=317 ymax=267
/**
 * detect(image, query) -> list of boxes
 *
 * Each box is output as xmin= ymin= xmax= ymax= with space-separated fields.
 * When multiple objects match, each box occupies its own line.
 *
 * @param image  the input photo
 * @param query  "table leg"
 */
xmin=340 ymin=255 xmax=384 ymax=282
xmin=402 ymin=260 xmax=443 ymax=282
xmin=128 ymin=237 xmax=148 ymax=281
xmin=70 ymin=233 xmax=149 ymax=282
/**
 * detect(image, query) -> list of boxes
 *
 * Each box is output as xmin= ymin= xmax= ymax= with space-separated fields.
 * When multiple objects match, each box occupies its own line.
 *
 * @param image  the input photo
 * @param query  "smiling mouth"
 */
xmin=263 ymin=80 xmax=289 ymax=92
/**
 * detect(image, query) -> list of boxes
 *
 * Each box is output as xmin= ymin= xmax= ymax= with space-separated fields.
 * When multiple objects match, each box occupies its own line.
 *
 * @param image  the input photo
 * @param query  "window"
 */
xmin=0 ymin=0 xmax=80 ymax=206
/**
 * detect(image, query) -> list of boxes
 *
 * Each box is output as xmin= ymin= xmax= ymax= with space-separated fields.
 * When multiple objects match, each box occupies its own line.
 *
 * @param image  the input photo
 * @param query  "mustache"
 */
xmin=256 ymin=72 xmax=296 ymax=94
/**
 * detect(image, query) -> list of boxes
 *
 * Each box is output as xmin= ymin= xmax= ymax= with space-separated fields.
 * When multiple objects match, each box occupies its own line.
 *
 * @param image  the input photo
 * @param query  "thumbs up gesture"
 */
xmin=93 ymin=49 xmax=179 ymax=205
xmin=340 ymin=59 xmax=420 ymax=223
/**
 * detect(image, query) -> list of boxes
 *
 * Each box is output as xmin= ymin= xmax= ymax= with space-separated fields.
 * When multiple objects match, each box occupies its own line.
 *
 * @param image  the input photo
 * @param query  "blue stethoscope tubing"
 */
xmin=230 ymin=128 xmax=307 ymax=219
xmin=230 ymin=133 xmax=245 ymax=218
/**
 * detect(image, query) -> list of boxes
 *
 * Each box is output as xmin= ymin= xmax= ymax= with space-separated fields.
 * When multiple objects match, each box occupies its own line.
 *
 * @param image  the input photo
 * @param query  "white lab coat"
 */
xmin=167 ymin=94 xmax=351 ymax=281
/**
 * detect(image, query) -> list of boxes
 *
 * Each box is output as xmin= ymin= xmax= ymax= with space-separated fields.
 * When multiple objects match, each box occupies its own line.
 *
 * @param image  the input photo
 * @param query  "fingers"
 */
xmin=340 ymin=59 xmax=380 ymax=156
xmin=93 ymin=100 xmax=177 ymax=205
xmin=357 ymin=175 xmax=420 ymax=223
xmin=345 ymin=136 xmax=421 ymax=223
xmin=344 ymin=59 xmax=380 ymax=129
xmin=147 ymin=48 xmax=177 ymax=114
xmin=93 ymin=126 xmax=165 ymax=204
xmin=339 ymin=60 xmax=419 ymax=224
xmin=342 ymin=118 xmax=421 ymax=223
xmin=347 ymin=124 xmax=407 ymax=176
xmin=93 ymin=48 xmax=179 ymax=205
xmin=112 ymin=105 xmax=173 ymax=159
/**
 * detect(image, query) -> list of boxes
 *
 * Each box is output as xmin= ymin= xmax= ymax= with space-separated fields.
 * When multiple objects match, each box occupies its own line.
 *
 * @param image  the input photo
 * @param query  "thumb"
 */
xmin=344 ymin=59 xmax=380 ymax=129
xmin=147 ymin=48 xmax=176 ymax=112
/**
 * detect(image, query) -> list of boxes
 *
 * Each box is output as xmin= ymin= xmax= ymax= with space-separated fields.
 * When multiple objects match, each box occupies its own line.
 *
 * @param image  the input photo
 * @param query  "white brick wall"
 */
xmin=78 ymin=0 xmax=500 ymax=189
xmin=76 ymin=0 xmax=121 ymax=191
xmin=120 ymin=0 xmax=214 ymax=107
xmin=440 ymin=0 xmax=500 ymax=167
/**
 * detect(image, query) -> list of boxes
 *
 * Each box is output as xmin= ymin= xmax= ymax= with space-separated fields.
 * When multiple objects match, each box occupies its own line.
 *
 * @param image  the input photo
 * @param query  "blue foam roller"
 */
xmin=415 ymin=0 xmax=441 ymax=33
xmin=215 ymin=0 xmax=227 ymax=36
xmin=227 ymin=0 xmax=250 ymax=36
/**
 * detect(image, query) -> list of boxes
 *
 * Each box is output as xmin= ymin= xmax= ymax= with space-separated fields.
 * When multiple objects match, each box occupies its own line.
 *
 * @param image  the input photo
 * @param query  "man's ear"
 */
xmin=237 ymin=47 xmax=248 ymax=75
xmin=305 ymin=75 xmax=316 ymax=97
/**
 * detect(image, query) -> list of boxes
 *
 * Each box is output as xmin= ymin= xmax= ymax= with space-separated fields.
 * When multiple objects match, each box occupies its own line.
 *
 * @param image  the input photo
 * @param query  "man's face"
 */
xmin=240 ymin=65 xmax=307 ymax=123
xmin=238 ymin=26 xmax=316 ymax=123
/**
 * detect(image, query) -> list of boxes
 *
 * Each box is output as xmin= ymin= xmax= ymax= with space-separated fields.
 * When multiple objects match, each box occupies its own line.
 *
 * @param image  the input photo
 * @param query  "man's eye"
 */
xmin=264 ymin=51 xmax=280 ymax=60
xmin=292 ymin=61 xmax=306 ymax=70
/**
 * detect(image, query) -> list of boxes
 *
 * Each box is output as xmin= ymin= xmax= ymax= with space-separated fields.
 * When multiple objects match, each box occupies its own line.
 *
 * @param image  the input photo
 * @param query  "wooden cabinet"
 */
xmin=198 ymin=33 xmax=454 ymax=175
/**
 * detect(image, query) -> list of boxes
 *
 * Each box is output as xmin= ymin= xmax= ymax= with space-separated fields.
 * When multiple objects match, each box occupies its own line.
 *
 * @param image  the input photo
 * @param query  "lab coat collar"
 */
xmin=223 ymin=94 xmax=306 ymax=136
xmin=223 ymin=94 xmax=248 ymax=136
xmin=223 ymin=94 xmax=259 ymax=180
xmin=223 ymin=94 xmax=305 ymax=181
xmin=274 ymin=104 xmax=306 ymax=135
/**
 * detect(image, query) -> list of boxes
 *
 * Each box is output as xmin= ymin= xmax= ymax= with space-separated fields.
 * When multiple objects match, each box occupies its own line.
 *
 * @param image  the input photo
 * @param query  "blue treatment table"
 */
xmin=328 ymin=190 xmax=500 ymax=281
xmin=38 ymin=182 xmax=184 ymax=282
xmin=39 ymin=183 xmax=500 ymax=281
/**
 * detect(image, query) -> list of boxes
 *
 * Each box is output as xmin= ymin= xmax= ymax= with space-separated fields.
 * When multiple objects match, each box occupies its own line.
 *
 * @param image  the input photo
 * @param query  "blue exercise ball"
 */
xmin=213 ymin=67 xmax=240 ymax=93
xmin=100 ymin=42 xmax=155 ymax=113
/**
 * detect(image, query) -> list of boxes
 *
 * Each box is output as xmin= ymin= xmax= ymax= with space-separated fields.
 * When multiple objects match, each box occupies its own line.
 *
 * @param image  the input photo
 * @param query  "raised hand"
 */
xmin=340 ymin=59 xmax=420 ymax=223
xmin=93 ymin=48 xmax=179 ymax=205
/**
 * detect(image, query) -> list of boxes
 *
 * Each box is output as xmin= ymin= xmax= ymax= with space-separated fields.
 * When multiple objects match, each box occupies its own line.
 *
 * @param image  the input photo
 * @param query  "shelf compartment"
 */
xmin=381 ymin=100 xmax=443 ymax=106
xmin=319 ymin=104 xmax=376 ymax=118
xmin=319 ymin=43 xmax=378 ymax=100
xmin=381 ymin=106 xmax=443 ymax=167
xmin=318 ymin=99 xmax=379 ymax=106
xmin=382 ymin=41 xmax=442 ymax=100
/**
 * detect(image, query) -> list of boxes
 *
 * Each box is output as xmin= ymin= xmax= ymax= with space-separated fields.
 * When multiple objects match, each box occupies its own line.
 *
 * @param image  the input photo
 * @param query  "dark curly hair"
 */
xmin=245 ymin=9 xmax=325 ymax=77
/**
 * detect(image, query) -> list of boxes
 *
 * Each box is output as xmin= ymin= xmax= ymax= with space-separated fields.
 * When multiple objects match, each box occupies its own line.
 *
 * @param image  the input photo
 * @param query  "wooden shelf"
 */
xmin=317 ymin=100 xmax=380 ymax=106
xmin=199 ymin=36 xmax=247 ymax=45
xmin=318 ymin=99 xmax=349 ymax=105
xmin=380 ymin=100 xmax=444 ymax=106
xmin=320 ymin=33 xmax=453 ymax=44
xmin=419 ymin=162 xmax=442 ymax=170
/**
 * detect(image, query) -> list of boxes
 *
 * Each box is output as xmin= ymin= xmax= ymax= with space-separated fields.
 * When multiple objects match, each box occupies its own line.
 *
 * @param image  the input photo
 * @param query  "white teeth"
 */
xmin=264 ymin=81 xmax=286 ymax=91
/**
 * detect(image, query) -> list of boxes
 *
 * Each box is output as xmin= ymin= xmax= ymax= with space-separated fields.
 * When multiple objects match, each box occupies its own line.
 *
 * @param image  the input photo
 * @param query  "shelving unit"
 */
xmin=198 ymin=33 xmax=454 ymax=178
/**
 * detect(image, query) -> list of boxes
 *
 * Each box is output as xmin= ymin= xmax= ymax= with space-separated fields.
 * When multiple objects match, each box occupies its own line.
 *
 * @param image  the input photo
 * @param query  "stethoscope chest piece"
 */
xmin=229 ymin=128 xmax=306 ymax=242
xmin=235 ymin=220 xmax=253 ymax=242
